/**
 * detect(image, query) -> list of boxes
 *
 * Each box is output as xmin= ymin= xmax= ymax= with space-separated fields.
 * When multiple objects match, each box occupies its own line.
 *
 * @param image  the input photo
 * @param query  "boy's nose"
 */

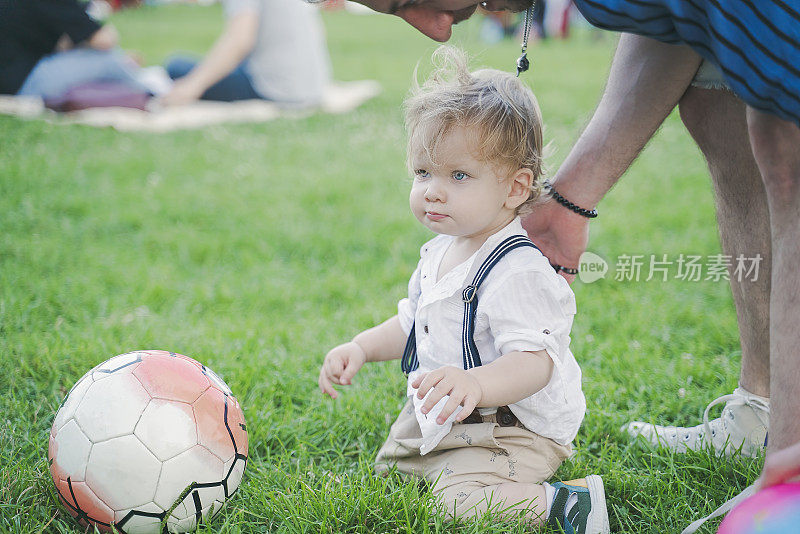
xmin=425 ymin=182 xmax=446 ymax=201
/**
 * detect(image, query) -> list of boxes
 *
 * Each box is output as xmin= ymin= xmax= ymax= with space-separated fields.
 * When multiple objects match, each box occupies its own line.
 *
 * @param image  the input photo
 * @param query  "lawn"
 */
xmin=0 ymin=4 xmax=758 ymax=533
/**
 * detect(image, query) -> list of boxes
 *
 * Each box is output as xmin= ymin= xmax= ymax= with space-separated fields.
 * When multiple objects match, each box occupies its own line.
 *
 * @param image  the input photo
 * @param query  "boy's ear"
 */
xmin=505 ymin=167 xmax=534 ymax=211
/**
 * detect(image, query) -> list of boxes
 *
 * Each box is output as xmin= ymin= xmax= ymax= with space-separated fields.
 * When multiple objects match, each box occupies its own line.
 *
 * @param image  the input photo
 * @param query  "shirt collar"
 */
xmin=424 ymin=217 xmax=527 ymax=300
xmin=474 ymin=216 xmax=527 ymax=256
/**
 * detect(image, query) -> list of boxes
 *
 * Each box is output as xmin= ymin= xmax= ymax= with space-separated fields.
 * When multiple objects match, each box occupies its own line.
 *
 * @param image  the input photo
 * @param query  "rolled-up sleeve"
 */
xmin=482 ymin=270 xmax=576 ymax=369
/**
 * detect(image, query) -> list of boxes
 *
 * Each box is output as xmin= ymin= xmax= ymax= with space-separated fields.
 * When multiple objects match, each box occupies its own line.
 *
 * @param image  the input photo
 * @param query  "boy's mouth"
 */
xmin=426 ymin=212 xmax=448 ymax=221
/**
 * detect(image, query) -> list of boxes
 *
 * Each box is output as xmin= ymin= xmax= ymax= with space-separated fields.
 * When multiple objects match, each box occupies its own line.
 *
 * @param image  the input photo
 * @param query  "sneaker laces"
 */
xmin=680 ymin=484 xmax=756 ymax=534
xmin=701 ymin=387 xmax=770 ymax=446
xmin=680 ymin=390 xmax=769 ymax=533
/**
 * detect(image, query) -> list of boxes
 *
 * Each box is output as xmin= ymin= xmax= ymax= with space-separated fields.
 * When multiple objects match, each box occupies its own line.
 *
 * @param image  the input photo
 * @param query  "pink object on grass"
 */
xmin=44 ymin=81 xmax=150 ymax=112
xmin=717 ymin=483 xmax=800 ymax=533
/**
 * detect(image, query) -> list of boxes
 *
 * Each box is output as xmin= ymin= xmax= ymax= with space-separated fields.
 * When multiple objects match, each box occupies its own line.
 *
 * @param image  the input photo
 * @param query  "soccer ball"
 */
xmin=48 ymin=350 xmax=248 ymax=533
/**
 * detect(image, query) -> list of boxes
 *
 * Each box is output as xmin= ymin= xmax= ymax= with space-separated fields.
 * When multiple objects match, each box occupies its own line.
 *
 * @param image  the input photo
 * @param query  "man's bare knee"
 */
xmin=747 ymin=109 xmax=800 ymax=200
xmin=760 ymin=165 xmax=800 ymax=200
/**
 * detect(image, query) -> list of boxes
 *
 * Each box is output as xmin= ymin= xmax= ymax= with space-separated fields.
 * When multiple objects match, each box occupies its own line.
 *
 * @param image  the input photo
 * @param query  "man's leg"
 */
xmin=747 ymin=109 xmax=800 ymax=452
xmin=624 ymin=88 xmax=771 ymax=456
xmin=679 ymin=88 xmax=771 ymax=397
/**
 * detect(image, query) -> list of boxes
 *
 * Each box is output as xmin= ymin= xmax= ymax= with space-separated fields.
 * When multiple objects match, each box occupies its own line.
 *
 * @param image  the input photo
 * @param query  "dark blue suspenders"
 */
xmin=400 ymin=235 xmax=541 ymax=375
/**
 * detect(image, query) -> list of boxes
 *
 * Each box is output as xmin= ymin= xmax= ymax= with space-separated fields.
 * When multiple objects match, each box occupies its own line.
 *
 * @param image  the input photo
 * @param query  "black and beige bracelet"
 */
xmin=541 ymin=182 xmax=593 ymax=275
xmin=552 ymin=264 xmax=579 ymax=276
xmin=544 ymin=182 xmax=598 ymax=219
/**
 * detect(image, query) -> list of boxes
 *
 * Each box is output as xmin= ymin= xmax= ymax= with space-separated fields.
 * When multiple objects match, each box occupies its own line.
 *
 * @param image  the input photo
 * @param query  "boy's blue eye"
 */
xmin=414 ymin=169 xmax=430 ymax=179
xmin=452 ymin=171 xmax=468 ymax=181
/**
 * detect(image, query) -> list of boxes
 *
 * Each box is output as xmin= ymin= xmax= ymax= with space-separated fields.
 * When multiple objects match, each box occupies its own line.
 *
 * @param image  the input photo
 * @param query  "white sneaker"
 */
xmin=623 ymin=387 xmax=769 ymax=457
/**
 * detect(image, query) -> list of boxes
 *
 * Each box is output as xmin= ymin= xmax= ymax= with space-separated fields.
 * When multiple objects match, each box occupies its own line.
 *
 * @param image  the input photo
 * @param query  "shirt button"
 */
xmin=542 ymin=329 xmax=551 ymax=335
xmin=423 ymin=325 xmax=429 ymax=334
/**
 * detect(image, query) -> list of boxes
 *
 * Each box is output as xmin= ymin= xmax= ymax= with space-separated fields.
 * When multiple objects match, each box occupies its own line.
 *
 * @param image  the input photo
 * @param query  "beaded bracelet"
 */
xmin=552 ymin=265 xmax=579 ymax=276
xmin=544 ymin=183 xmax=598 ymax=219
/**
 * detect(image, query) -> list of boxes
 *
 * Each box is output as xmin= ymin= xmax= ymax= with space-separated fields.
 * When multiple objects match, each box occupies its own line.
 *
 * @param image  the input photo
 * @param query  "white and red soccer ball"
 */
xmin=48 ymin=350 xmax=248 ymax=533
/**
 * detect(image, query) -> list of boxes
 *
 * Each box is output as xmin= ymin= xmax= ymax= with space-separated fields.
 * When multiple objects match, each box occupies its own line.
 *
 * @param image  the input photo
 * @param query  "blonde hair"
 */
xmin=404 ymin=46 xmax=545 ymax=216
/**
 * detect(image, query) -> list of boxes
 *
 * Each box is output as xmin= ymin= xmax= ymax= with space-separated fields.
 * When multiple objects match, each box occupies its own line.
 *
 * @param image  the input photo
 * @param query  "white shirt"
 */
xmin=224 ymin=0 xmax=332 ymax=105
xmin=398 ymin=218 xmax=586 ymax=454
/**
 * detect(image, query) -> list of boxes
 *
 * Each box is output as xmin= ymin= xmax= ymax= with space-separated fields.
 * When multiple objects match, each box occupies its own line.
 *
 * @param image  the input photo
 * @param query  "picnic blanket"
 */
xmin=0 ymin=79 xmax=381 ymax=133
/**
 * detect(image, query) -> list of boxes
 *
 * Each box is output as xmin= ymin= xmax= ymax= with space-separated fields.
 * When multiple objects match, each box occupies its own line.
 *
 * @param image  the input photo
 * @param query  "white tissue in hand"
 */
xmin=413 ymin=391 xmax=463 ymax=455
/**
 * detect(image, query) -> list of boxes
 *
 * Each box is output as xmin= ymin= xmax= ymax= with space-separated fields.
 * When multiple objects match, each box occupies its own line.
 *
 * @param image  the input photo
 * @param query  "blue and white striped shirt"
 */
xmin=573 ymin=0 xmax=800 ymax=126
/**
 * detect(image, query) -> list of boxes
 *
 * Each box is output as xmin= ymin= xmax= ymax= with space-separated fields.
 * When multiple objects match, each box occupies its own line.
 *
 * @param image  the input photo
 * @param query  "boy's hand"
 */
xmin=319 ymin=342 xmax=367 ymax=399
xmin=412 ymin=366 xmax=483 ymax=424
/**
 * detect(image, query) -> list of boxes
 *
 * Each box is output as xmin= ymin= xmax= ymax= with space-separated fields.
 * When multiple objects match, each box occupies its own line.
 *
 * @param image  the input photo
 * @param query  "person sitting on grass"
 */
xmin=318 ymin=46 xmax=609 ymax=534
xmin=160 ymin=0 xmax=331 ymax=107
xmin=0 ymin=0 xmax=145 ymax=100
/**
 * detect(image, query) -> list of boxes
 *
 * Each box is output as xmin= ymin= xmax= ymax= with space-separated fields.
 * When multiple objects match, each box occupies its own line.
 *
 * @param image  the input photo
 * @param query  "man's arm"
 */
xmin=523 ymin=33 xmax=703 ymax=278
xmin=160 ymin=10 xmax=259 ymax=105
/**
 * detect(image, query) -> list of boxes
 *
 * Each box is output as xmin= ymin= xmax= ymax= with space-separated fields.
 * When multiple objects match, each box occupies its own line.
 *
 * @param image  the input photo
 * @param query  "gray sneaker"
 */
xmin=623 ymin=387 xmax=769 ymax=457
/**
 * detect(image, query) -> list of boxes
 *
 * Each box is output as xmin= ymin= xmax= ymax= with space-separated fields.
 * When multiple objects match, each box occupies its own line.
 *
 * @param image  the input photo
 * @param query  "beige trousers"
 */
xmin=375 ymin=399 xmax=573 ymax=519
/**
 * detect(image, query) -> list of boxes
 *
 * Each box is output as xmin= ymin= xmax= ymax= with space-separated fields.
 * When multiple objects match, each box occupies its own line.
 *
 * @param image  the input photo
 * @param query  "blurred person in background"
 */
xmin=160 ymin=0 xmax=331 ymax=107
xmin=0 ymin=0 xmax=145 ymax=99
xmin=543 ymin=0 xmax=571 ymax=39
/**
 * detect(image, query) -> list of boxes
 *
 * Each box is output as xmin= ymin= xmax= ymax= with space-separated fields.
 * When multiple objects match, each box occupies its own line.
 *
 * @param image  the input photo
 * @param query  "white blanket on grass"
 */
xmin=0 ymin=80 xmax=380 ymax=133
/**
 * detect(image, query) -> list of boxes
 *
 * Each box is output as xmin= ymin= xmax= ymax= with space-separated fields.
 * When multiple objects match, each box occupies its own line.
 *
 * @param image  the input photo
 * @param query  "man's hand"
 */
xmin=522 ymin=197 xmax=589 ymax=283
xmin=319 ymin=342 xmax=367 ymax=399
xmin=412 ymin=366 xmax=482 ymax=424
xmin=757 ymin=441 xmax=800 ymax=490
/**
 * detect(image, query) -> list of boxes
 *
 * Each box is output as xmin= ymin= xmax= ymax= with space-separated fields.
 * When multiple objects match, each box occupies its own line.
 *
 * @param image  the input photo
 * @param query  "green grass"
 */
xmin=0 ymin=4 xmax=759 ymax=533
